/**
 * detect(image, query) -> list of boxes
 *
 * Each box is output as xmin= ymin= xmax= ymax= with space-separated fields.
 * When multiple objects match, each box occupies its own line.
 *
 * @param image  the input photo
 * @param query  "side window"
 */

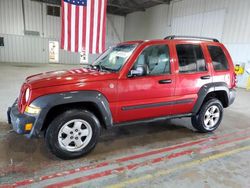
xmin=133 ymin=44 xmax=170 ymax=76
xmin=176 ymin=44 xmax=206 ymax=73
xmin=208 ymin=45 xmax=229 ymax=71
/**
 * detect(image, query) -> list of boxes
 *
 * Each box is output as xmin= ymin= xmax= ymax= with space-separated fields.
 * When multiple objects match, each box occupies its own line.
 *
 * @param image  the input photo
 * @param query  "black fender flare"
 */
xmin=29 ymin=91 xmax=113 ymax=137
xmin=192 ymin=82 xmax=230 ymax=114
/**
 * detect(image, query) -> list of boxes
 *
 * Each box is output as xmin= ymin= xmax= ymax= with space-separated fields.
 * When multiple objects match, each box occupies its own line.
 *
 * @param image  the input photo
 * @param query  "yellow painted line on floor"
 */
xmin=106 ymin=145 xmax=250 ymax=188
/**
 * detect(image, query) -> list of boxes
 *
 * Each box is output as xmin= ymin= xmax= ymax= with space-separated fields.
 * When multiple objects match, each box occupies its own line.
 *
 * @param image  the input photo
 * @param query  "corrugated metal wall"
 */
xmin=169 ymin=0 xmax=250 ymax=43
xmin=125 ymin=0 xmax=250 ymax=43
xmin=0 ymin=0 xmax=125 ymax=64
xmin=125 ymin=0 xmax=250 ymax=88
xmin=24 ymin=0 xmax=43 ymax=33
xmin=125 ymin=4 xmax=169 ymax=40
xmin=0 ymin=0 xmax=24 ymax=35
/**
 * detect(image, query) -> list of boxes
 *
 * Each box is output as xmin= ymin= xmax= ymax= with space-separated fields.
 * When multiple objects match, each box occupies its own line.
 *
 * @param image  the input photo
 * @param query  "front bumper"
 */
xmin=7 ymin=100 xmax=36 ymax=135
xmin=228 ymin=88 xmax=236 ymax=106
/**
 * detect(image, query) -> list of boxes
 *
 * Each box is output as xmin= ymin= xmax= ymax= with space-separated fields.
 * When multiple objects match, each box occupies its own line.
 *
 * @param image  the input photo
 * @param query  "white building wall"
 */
xmin=125 ymin=4 xmax=169 ymax=40
xmin=125 ymin=0 xmax=250 ymax=88
xmin=0 ymin=0 xmax=125 ymax=64
xmin=24 ymin=0 xmax=43 ymax=33
xmin=0 ymin=0 xmax=24 ymax=35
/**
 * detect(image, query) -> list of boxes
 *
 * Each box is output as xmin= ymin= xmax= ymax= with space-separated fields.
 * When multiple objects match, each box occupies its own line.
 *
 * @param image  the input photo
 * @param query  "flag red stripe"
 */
xmin=67 ymin=4 xmax=72 ymax=51
xmin=96 ymin=1 xmax=101 ymax=53
xmin=89 ymin=0 xmax=95 ymax=54
xmin=102 ymin=0 xmax=107 ymax=53
xmin=61 ymin=0 xmax=107 ymax=54
xmin=75 ymin=6 xmax=79 ymax=52
xmin=82 ymin=7 xmax=87 ymax=51
xmin=61 ymin=0 xmax=65 ymax=49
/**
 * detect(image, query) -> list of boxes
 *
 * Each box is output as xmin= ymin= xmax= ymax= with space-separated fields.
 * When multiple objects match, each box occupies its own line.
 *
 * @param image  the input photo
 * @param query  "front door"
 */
xmin=116 ymin=43 xmax=175 ymax=123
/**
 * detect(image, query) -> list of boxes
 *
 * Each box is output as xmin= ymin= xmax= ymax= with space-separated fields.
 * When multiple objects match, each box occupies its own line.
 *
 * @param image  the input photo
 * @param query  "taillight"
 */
xmin=232 ymin=72 xmax=237 ymax=88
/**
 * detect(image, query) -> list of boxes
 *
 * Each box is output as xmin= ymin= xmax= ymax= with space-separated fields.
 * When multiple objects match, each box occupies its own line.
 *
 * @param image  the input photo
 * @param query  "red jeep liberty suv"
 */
xmin=7 ymin=36 xmax=236 ymax=159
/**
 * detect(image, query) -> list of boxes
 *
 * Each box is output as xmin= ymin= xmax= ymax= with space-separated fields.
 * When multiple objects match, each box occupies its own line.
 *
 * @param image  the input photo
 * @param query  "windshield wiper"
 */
xmin=82 ymin=63 xmax=116 ymax=72
xmin=82 ymin=63 xmax=101 ymax=71
xmin=82 ymin=63 xmax=95 ymax=69
xmin=99 ymin=66 xmax=116 ymax=72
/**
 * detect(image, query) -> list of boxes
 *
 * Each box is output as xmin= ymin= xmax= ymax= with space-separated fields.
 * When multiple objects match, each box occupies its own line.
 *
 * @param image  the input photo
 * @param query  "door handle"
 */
xmin=158 ymin=79 xmax=172 ymax=84
xmin=200 ymin=75 xmax=211 ymax=80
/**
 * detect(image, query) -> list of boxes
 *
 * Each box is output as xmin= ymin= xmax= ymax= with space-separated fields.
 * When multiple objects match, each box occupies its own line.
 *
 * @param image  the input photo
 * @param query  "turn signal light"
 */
xmin=25 ymin=123 xmax=33 ymax=131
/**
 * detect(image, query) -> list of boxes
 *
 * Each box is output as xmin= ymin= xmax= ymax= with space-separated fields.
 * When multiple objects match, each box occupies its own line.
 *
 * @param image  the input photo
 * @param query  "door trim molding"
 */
xmin=115 ymin=113 xmax=193 ymax=127
xmin=121 ymin=98 xmax=194 ymax=111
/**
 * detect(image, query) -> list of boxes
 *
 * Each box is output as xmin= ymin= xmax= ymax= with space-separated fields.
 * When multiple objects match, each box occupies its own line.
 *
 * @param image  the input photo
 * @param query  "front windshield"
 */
xmin=92 ymin=44 xmax=138 ymax=72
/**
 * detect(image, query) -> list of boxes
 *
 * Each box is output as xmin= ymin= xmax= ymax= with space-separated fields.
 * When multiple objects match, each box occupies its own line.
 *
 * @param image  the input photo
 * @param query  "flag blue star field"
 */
xmin=61 ymin=0 xmax=107 ymax=54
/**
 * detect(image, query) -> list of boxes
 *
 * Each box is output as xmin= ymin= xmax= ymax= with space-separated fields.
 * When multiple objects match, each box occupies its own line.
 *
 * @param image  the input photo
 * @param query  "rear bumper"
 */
xmin=228 ymin=88 xmax=236 ymax=106
xmin=7 ymin=100 xmax=36 ymax=136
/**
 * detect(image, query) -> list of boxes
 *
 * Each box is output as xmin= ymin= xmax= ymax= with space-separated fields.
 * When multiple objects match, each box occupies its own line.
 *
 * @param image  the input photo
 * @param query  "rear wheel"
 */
xmin=191 ymin=99 xmax=223 ymax=133
xmin=45 ymin=109 xmax=101 ymax=159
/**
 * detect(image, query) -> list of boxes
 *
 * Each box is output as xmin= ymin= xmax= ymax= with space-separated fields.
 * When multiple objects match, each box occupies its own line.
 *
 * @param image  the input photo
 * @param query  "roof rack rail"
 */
xmin=164 ymin=35 xmax=219 ymax=42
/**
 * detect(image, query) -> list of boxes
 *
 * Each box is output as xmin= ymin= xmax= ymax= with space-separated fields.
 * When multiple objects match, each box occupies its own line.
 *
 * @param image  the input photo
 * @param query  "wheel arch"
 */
xmin=202 ymin=90 xmax=229 ymax=108
xmin=192 ymin=82 xmax=230 ymax=115
xmin=41 ymin=102 xmax=107 ymax=133
xmin=29 ymin=91 xmax=113 ymax=137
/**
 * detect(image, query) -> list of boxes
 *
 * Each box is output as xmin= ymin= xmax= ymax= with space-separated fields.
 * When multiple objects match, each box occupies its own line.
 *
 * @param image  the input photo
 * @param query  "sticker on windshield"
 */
xmin=115 ymin=51 xmax=130 ymax=58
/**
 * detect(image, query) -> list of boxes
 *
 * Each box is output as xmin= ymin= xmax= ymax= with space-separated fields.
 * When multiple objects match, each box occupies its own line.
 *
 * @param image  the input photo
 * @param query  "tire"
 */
xmin=191 ymin=98 xmax=223 ymax=133
xmin=45 ymin=109 xmax=101 ymax=159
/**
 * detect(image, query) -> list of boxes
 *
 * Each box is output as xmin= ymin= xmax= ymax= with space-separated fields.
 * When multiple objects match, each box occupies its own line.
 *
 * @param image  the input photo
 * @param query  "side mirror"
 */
xmin=128 ymin=66 xmax=145 ymax=77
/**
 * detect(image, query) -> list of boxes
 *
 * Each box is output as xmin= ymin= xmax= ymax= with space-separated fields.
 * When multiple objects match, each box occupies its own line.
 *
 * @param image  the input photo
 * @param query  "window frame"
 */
xmin=175 ymin=43 xmax=208 ymax=74
xmin=47 ymin=5 xmax=60 ymax=17
xmin=128 ymin=43 xmax=171 ymax=77
xmin=207 ymin=45 xmax=229 ymax=72
xmin=0 ymin=37 xmax=4 ymax=47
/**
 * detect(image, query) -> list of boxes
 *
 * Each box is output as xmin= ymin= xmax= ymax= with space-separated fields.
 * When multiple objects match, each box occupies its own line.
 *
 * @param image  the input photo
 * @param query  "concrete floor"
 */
xmin=0 ymin=63 xmax=250 ymax=188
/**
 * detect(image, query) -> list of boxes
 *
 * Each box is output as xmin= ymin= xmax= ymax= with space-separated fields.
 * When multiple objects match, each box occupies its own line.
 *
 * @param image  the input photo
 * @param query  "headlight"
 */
xmin=25 ymin=88 xmax=30 ymax=102
xmin=25 ymin=105 xmax=41 ymax=114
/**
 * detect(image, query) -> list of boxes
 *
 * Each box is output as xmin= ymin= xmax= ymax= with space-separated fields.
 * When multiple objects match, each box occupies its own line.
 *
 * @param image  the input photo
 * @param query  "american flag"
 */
xmin=61 ymin=0 xmax=107 ymax=54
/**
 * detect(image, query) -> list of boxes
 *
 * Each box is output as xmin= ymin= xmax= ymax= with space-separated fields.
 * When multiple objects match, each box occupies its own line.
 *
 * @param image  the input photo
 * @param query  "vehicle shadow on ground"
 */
xmin=1 ymin=107 xmax=246 ymax=166
xmin=0 ymin=111 xmax=241 ymax=182
xmin=0 ymin=118 xmax=196 ymax=161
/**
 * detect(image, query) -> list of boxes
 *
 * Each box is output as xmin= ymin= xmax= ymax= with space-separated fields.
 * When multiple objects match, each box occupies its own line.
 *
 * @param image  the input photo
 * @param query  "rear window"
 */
xmin=208 ymin=45 xmax=229 ymax=71
xmin=176 ymin=44 xmax=206 ymax=73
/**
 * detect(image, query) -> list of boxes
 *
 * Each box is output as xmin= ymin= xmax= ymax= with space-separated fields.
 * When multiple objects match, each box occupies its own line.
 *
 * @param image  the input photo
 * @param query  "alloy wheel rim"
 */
xmin=58 ymin=119 xmax=93 ymax=152
xmin=204 ymin=105 xmax=220 ymax=130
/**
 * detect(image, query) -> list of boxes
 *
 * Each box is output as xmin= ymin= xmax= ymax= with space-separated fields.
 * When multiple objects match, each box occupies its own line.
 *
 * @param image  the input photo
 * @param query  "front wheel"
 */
xmin=45 ymin=109 xmax=101 ymax=159
xmin=191 ymin=99 xmax=223 ymax=133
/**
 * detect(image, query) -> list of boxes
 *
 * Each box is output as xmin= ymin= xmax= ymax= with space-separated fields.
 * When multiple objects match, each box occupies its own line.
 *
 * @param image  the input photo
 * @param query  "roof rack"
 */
xmin=164 ymin=35 xmax=219 ymax=42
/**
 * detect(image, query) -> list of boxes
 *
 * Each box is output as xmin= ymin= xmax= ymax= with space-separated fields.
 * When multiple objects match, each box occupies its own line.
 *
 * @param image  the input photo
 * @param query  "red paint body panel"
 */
xmin=205 ymin=42 xmax=235 ymax=88
xmin=116 ymin=41 xmax=175 ymax=122
xmin=171 ymin=41 xmax=213 ymax=114
xmin=18 ymin=38 xmax=235 ymax=124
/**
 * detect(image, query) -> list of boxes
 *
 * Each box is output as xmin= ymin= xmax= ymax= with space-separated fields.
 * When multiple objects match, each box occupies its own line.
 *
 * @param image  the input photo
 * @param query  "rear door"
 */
xmin=172 ymin=41 xmax=212 ymax=115
xmin=116 ymin=42 xmax=175 ymax=123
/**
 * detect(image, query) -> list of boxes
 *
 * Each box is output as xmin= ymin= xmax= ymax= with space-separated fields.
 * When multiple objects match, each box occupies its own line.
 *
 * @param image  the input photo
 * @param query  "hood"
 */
xmin=25 ymin=68 xmax=118 ymax=89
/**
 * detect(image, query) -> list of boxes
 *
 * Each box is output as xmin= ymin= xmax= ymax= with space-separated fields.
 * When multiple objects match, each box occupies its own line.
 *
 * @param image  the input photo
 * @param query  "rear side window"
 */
xmin=208 ymin=46 xmax=229 ymax=71
xmin=176 ymin=44 xmax=206 ymax=73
